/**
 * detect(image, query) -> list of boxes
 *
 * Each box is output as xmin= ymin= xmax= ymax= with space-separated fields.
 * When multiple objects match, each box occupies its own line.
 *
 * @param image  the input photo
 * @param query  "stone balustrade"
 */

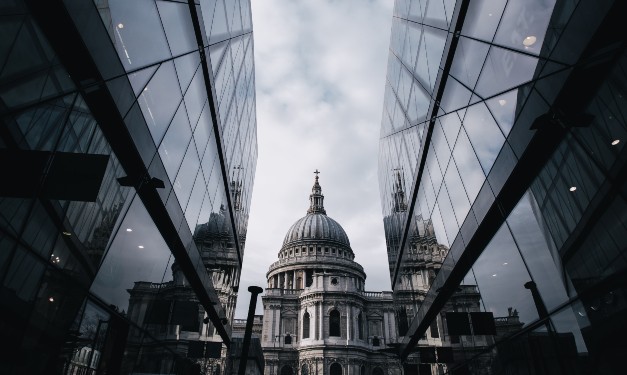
xmin=362 ymin=291 xmax=393 ymax=299
xmin=268 ymin=254 xmax=364 ymax=271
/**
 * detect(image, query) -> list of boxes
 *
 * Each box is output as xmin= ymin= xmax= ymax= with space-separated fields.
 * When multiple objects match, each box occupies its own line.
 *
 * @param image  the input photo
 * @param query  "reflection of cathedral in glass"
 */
xmin=379 ymin=0 xmax=627 ymax=374
xmin=125 ymin=193 xmax=245 ymax=374
xmin=0 ymin=0 xmax=258 ymax=374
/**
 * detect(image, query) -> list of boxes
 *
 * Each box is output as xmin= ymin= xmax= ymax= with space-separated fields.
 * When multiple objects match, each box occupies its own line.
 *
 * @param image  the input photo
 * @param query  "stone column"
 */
xmin=318 ymin=302 xmax=323 ymax=340
xmin=275 ymin=307 xmax=282 ymax=342
xmin=313 ymin=302 xmax=318 ymax=340
xmin=346 ymin=303 xmax=351 ymax=342
xmin=293 ymin=270 xmax=296 ymax=289
xmin=383 ymin=311 xmax=390 ymax=344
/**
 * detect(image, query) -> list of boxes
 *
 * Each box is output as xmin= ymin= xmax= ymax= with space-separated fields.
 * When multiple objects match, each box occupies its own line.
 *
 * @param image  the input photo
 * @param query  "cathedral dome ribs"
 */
xmin=281 ymin=172 xmax=351 ymax=254
xmin=266 ymin=171 xmax=367 ymax=289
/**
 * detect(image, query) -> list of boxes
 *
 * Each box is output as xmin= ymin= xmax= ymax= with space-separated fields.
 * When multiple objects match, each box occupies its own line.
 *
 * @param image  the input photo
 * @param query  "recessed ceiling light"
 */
xmin=503 ymin=262 xmax=508 ymax=265
xmin=118 ymin=23 xmax=124 ymax=29
xmin=492 ymin=274 xmax=497 ymax=277
xmin=611 ymin=139 xmax=620 ymax=146
xmin=569 ymin=186 xmax=577 ymax=192
xmin=522 ymin=36 xmax=537 ymax=47
xmin=49 ymin=297 xmax=55 ymax=302
xmin=138 ymin=245 xmax=144 ymax=249
xmin=498 ymin=99 xmax=507 ymax=106
xmin=62 ymin=231 xmax=71 ymax=236
xmin=126 ymin=228 xmax=133 ymax=232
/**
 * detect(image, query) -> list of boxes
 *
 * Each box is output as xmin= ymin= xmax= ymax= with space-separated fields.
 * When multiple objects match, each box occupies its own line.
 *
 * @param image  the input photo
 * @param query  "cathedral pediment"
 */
xmin=281 ymin=307 xmax=298 ymax=317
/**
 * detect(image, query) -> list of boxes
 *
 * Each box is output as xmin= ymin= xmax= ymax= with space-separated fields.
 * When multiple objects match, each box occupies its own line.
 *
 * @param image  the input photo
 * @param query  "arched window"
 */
xmin=360 ymin=365 xmax=366 ymax=375
xmin=372 ymin=336 xmax=380 ymax=346
xmin=329 ymin=310 xmax=341 ymax=337
xmin=330 ymin=363 xmax=342 ymax=375
xmin=285 ymin=334 xmax=292 ymax=345
xmin=303 ymin=311 xmax=310 ymax=339
xmin=373 ymin=367 xmax=384 ymax=375
xmin=357 ymin=313 xmax=364 ymax=339
xmin=302 ymin=364 xmax=309 ymax=375
xmin=281 ymin=366 xmax=293 ymax=375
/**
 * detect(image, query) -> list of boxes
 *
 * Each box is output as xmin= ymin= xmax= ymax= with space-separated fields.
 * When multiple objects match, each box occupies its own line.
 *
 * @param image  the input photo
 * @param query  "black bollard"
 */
xmin=238 ymin=286 xmax=263 ymax=375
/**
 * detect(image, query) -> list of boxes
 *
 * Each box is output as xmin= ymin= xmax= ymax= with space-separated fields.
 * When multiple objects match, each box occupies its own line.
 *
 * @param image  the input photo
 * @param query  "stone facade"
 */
xmin=261 ymin=174 xmax=403 ymax=375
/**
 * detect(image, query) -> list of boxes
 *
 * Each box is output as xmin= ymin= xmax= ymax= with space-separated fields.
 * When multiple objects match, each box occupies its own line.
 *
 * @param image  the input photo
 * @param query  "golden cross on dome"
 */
xmin=314 ymin=169 xmax=320 ymax=177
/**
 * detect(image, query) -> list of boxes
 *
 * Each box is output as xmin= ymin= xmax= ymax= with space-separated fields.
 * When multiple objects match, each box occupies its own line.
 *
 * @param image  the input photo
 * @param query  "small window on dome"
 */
xmin=310 ymin=247 xmax=314 ymax=254
xmin=331 ymin=278 xmax=338 ymax=285
xmin=325 ymin=248 xmax=329 ymax=253
xmin=332 ymin=248 xmax=335 ymax=254
xmin=317 ymin=247 xmax=321 ymax=253
xmin=289 ymin=250 xmax=293 ymax=256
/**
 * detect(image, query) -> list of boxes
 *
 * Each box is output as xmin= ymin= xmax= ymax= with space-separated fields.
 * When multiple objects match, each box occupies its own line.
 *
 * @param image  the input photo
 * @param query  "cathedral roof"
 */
xmin=282 ymin=171 xmax=351 ymax=248
xmin=193 ymin=205 xmax=231 ymax=241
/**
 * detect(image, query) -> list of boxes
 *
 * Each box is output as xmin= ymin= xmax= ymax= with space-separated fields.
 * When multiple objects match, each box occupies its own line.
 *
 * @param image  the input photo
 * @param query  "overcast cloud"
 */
xmin=234 ymin=0 xmax=394 ymax=318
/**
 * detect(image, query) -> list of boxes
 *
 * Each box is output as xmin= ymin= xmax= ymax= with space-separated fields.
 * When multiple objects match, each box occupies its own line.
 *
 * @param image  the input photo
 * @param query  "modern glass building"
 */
xmin=0 ymin=0 xmax=257 ymax=374
xmin=379 ymin=0 xmax=626 ymax=374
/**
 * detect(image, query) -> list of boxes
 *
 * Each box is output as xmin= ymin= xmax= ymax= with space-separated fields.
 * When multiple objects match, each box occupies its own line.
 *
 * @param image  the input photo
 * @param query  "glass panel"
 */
xmin=444 ymin=163 xmax=471 ymax=226
xmin=452 ymin=128 xmax=485 ymax=205
xmin=184 ymin=68 xmax=208 ymax=130
xmin=157 ymin=102 xmax=192 ymax=182
xmin=415 ymin=32 xmax=433 ymax=95
xmin=128 ymin=65 xmax=158 ymax=97
xmin=90 ymin=194 xmax=173 ymax=312
xmin=470 ymin=224 xmax=539 ymax=330
xmin=407 ymin=82 xmax=430 ymax=123
xmin=508 ymin=192 xmax=570 ymax=311
xmin=474 ymin=45 xmax=541 ymax=99
xmin=463 ymin=102 xmax=505 ymax=174
xmin=193 ymin=103 xmax=213 ymax=159
xmin=449 ymin=36 xmax=490 ymax=91
xmin=461 ymin=0 xmax=507 ymax=42
xmin=436 ymin=186 xmax=458 ymax=245
xmin=484 ymin=88 xmax=518 ymax=136
xmin=156 ymin=0 xmax=197 ymax=56
xmin=139 ymin=61 xmax=183 ymax=145
xmin=493 ymin=0 xmax=557 ymax=55
xmin=172 ymin=144 xmax=201 ymax=210
xmin=209 ymin=0 xmax=229 ymax=40
xmin=422 ymin=27 xmax=447 ymax=91
xmin=439 ymin=77 xmax=473 ymax=113
xmin=108 ymin=0 xmax=171 ymax=70
xmin=173 ymin=51 xmax=201 ymax=94
xmin=425 ymin=0 xmax=447 ymax=27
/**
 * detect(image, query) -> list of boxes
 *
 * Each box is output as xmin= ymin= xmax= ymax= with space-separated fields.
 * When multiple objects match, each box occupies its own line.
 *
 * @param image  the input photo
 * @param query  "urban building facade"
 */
xmin=0 ymin=0 xmax=257 ymax=374
xmin=261 ymin=175 xmax=403 ymax=375
xmin=379 ymin=0 xmax=627 ymax=374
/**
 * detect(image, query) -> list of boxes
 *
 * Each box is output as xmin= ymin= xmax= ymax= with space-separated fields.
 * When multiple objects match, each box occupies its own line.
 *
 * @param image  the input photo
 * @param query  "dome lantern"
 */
xmin=307 ymin=169 xmax=326 ymax=215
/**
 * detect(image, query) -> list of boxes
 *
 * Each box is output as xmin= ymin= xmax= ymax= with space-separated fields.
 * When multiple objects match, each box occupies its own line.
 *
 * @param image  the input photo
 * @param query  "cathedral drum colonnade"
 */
xmin=261 ymin=173 xmax=403 ymax=375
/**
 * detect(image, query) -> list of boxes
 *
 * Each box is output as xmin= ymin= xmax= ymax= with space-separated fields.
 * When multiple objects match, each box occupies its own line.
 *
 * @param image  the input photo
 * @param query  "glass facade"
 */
xmin=0 ymin=0 xmax=256 ymax=374
xmin=379 ymin=0 xmax=627 ymax=374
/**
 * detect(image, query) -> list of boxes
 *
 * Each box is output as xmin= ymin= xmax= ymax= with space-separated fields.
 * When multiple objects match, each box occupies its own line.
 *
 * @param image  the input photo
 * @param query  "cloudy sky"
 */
xmin=234 ymin=0 xmax=395 ymax=318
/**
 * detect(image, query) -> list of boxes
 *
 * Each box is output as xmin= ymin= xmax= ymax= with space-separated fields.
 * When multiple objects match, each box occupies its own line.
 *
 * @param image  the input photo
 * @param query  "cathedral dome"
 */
xmin=283 ymin=213 xmax=350 ymax=247
xmin=281 ymin=171 xmax=351 ymax=249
